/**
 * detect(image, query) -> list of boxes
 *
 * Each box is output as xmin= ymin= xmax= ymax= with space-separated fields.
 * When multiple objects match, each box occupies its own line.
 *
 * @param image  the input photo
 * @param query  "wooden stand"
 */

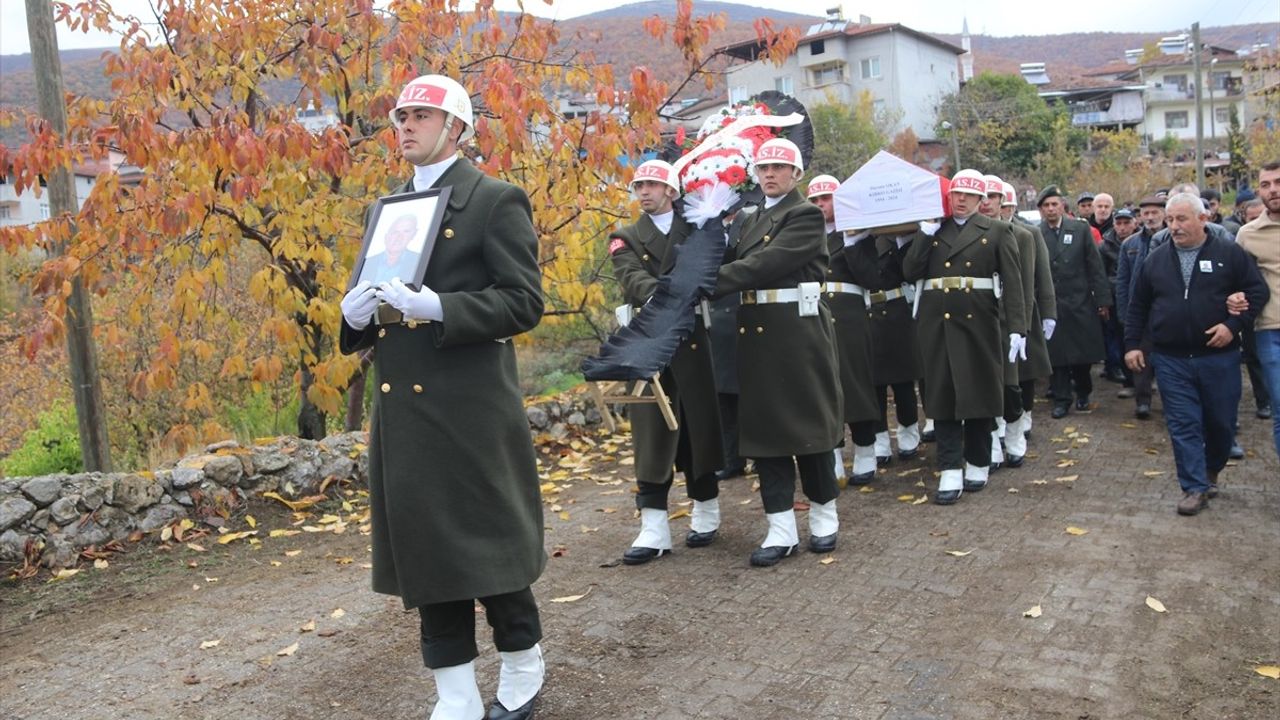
xmin=587 ymin=375 xmax=677 ymax=433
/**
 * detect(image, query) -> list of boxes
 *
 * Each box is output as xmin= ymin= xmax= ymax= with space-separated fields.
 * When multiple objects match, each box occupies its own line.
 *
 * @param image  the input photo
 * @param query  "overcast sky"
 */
xmin=2 ymin=0 xmax=1276 ymax=56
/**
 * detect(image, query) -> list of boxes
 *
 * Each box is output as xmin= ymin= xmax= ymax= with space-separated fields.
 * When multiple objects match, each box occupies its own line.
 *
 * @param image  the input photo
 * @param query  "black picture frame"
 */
xmin=348 ymin=186 xmax=452 ymax=291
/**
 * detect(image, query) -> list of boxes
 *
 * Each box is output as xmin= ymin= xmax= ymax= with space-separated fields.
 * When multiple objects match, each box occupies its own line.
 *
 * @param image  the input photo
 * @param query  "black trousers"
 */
xmin=1019 ymin=380 xmax=1037 ymax=413
xmin=934 ymin=418 xmax=994 ymax=470
xmin=1051 ymin=364 xmax=1094 ymax=404
xmin=1003 ymin=385 xmax=1024 ymax=423
xmin=418 ymin=587 xmax=541 ymax=669
xmin=755 ymin=453 xmax=838 ymax=514
xmin=636 ymin=471 xmax=719 ymax=510
xmin=846 ymin=419 xmax=877 ymax=446
xmin=875 ymin=381 xmax=920 ymax=431
xmin=717 ymin=393 xmax=744 ymax=471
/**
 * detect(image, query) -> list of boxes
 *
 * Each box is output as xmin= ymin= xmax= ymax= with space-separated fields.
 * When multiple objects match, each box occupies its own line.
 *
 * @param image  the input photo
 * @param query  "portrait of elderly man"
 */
xmin=360 ymin=212 xmax=424 ymax=287
xmin=1124 ymin=193 xmax=1269 ymax=516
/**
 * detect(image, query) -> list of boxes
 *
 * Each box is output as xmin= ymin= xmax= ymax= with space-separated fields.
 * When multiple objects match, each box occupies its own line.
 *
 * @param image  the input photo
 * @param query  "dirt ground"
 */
xmin=2 ymin=391 xmax=1278 ymax=720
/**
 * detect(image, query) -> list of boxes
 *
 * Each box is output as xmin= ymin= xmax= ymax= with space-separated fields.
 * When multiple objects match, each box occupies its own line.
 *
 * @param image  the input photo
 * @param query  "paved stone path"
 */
xmin=2 ymin=391 xmax=1278 ymax=719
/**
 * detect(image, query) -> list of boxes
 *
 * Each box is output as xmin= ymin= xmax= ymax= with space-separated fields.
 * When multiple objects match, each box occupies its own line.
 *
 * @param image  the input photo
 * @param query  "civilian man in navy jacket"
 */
xmin=1124 ymin=193 xmax=1269 ymax=516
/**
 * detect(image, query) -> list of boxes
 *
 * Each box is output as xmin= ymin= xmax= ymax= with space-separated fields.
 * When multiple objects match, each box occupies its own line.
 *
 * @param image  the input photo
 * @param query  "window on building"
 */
xmin=810 ymin=63 xmax=844 ymax=87
xmin=40 ymin=203 xmax=50 ymax=219
xmin=860 ymin=56 xmax=881 ymax=79
xmin=729 ymin=85 xmax=749 ymax=104
xmin=774 ymin=76 xmax=793 ymax=95
xmin=0 ymin=205 xmax=11 ymax=220
xmin=1210 ymin=71 xmax=1231 ymax=90
xmin=1165 ymin=110 xmax=1189 ymax=129
xmin=1214 ymin=107 xmax=1230 ymax=125
xmin=1163 ymin=74 xmax=1187 ymax=91
xmin=810 ymin=39 xmax=825 ymax=56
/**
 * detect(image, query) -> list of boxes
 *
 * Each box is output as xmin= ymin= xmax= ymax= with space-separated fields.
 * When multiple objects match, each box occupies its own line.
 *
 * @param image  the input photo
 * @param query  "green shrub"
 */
xmin=1 ymin=401 xmax=83 ymax=477
xmin=219 ymin=385 xmax=301 ymax=441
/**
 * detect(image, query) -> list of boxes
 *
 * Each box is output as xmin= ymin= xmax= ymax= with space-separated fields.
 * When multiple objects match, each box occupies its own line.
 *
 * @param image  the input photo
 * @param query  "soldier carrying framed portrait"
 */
xmin=348 ymin=186 xmax=452 ymax=290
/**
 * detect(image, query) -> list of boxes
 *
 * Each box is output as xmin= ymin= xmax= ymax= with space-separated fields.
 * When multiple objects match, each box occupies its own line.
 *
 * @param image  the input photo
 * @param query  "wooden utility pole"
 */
xmin=24 ymin=0 xmax=113 ymax=471
xmin=1191 ymin=22 xmax=1205 ymax=189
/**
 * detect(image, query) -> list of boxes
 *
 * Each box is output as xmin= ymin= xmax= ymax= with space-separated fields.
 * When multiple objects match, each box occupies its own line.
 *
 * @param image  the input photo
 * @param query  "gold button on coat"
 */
xmin=690 ymin=343 xmax=698 ymax=350
xmin=413 ymin=384 xmax=423 ymax=393
xmin=378 ymin=328 xmax=387 ymax=338
xmin=965 ymin=261 xmax=972 ymax=268
xmin=642 ymin=254 xmax=650 ymax=261
xmin=944 ymin=312 xmax=951 ymax=319
xmin=443 ymin=228 xmax=454 ymax=238
xmin=756 ymin=326 xmax=764 ymax=334
xmin=407 ymin=320 xmax=418 ymax=329
xmin=981 ymin=238 xmax=988 ymax=244
xmin=739 ymin=327 xmax=745 ymax=334
xmin=380 ymin=382 xmax=391 ymax=393
xmin=763 ymin=235 xmax=771 ymax=242
xmin=944 ymin=261 xmax=951 ymax=268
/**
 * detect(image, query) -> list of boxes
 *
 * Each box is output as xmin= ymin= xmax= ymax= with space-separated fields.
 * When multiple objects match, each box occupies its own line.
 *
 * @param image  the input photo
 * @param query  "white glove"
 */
xmin=1042 ymin=318 xmax=1056 ymax=341
xmin=1008 ymin=333 xmax=1027 ymax=363
xmin=376 ymin=277 xmax=443 ymax=321
xmin=843 ymin=230 xmax=870 ymax=247
xmin=918 ymin=220 xmax=941 ymax=237
xmin=340 ymin=281 xmax=380 ymax=330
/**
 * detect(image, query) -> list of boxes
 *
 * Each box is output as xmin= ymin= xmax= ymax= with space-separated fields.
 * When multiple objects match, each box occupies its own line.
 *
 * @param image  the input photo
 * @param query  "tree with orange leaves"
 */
xmin=0 ymin=0 xmax=798 ymax=451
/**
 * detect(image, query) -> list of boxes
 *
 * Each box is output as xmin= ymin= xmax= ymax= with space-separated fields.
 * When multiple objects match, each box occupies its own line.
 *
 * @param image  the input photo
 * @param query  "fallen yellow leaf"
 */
xmin=269 ymin=561 xmax=282 ymax=567
xmin=944 ymin=550 xmax=972 ymax=557
xmin=93 ymin=559 xmax=109 ymax=570
xmin=199 ymin=639 xmax=221 ymax=650
xmin=1007 ymin=488 xmax=1020 ymax=494
xmin=269 ymin=529 xmax=301 ymax=538
xmin=217 ymin=530 xmax=258 ymax=545
xmin=896 ymin=494 xmax=915 ymax=502
xmin=331 ymin=608 xmax=346 ymax=619
xmin=1055 ymin=475 xmax=1079 ymax=483
xmin=550 ymin=588 xmax=592 ymax=603
xmin=49 ymin=569 xmax=80 ymax=582
xmin=667 ymin=509 xmax=689 ymax=520
xmin=912 ymin=495 xmax=929 ymax=505
xmin=858 ymin=486 xmax=874 ymax=493
xmin=1145 ymin=596 xmax=1167 ymax=613
xmin=1056 ymin=459 xmax=1077 ymax=468
xmin=1030 ymin=480 xmax=1049 ymax=485
xmin=1024 ymin=605 xmax=1043 ymax=618
xmin=897 ymin=468 xmax=921 ymax=476
xmin=245 ymin=515 xmax=257 ymax=528
xmin=1254 ymin=665 xmax=1280 ymax=679
xmin=277 ymin=642 xmax=299 ymax=657
xmin=1065 ymin=527 xmax=1089 ymax=536
xmin=186 ymin=542 xmax=207 ymax=552
xmin=300 ymin=619 xmax=316 ymax=633
xmin=284 ymin=550 xmax=301 ymax=557
xmin=558 ymin=511 xmax=571 ymax=521
xmin=1064 ymin=426 xmax=1076 ymax=434
xmin=160 ymin=526 xmax=173 ymax=542
xmin=1142 ymin=471 xmax=1164 ymax=477
xmin=819 ymin=556 xmax=837 ymax=565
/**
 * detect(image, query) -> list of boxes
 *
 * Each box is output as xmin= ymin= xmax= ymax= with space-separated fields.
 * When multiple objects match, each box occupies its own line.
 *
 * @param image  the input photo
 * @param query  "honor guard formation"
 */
xmin=340 ymin=75 xmax=1280 ymax=720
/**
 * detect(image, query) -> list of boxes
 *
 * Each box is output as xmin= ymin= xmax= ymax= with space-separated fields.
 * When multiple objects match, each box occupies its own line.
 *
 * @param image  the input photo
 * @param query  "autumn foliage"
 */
xmin=0 ymin=0 xmax=797 ymax=461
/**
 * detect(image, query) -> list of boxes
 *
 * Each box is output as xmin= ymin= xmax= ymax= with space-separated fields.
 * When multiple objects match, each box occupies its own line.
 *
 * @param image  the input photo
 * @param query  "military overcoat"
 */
xmin=714 ymin=189 xmax=843 ymax=458
xmin=1018 ymin=224 xmax=1057 ymax=381
xmin=829 ymin=232 xmax=887 ymax=423
xmin=902 ymin=213 xmax=1027 ymax=420
xmin=609 ymin=213 xmax=724 ymax=485
xmin=863 ymin=235 xmax=923 ymax=386
xmin=340 ymin=158 xmax=545 ymax=609
xmin=997 ymin=219 xmax=1036 ymax=385
xmin=1039 ymin=217 xmax=1110 ymax=366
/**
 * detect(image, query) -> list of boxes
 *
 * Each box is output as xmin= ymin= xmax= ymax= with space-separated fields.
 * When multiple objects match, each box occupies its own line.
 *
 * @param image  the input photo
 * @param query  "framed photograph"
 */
xmin=348 ymin=186 xmax=452 ymax=291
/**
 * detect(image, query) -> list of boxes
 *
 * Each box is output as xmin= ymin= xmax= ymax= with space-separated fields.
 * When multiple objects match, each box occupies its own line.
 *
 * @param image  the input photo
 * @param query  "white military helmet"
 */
xmin=630 ymin=160 xmax=679 ymax=192
xmin=950 ymin=168 xmax=988 ymax=196
xmin=806 ymin=174 xmax=840 ymax=199
xmin=754 ymin=138 xmax=804 ymax=173
xmin=982 ymin=174 xmax=1005 ymax=196
xmin=389 ymin=74 xmax=475 ymax=142
xmin=1001 ymin=182 xmax=1018 ymax=207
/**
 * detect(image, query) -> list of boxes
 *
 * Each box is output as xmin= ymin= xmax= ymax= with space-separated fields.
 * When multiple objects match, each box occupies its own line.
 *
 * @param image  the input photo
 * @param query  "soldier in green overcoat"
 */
xmin=606 ymin=160 xmax=724 ymax=565
xmin=1001 ymin=182 xmax=1057 ymax=447
xmin=339 ymin=75 xmax=544 ymax=720
xmin=712 ymin=138 xmax=843 ymax=566
xmin=901 ymin=169 xmax=1027 ymax=505
xmin=807 ymin=175 xmax=882 ymax=484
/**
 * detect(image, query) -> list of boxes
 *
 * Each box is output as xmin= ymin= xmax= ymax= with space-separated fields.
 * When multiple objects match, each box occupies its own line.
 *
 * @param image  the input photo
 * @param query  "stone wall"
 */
xmin=0 ymin=393 xmax=603 ymax=569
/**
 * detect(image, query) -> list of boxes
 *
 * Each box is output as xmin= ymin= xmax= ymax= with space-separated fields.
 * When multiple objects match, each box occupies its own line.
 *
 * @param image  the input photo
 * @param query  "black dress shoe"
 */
xmin=963 ymin=478 xmax=987 ymax=492
xmin=1005 ymin=454 xmax=1024 ymax=468
xmin=898 ymin=447 xmax=919 ymax=460
xmin=1051 ymin=404 xmax=1070 ymax=419
xmin=1075 ymin=396 xmax=1091 ymax=411
xmin=849 ymin=470 xmax=875 ymax=486
xmin=933 ymin=489 xmax=962 ymax=505
xmin=876 ymin=455 xmax=892 ymax=466
xmin=809 ymin=532 xmax=837 ymax=553
xmin=622 ymin=547 xmax=669 ymax=565
xmin=1135 ymin=403 xmax=1151 ymax=420
xmin=685 ymin=529 xmax=717 ymax=548
xmin=489 ymin=696 xmax=536 ymax=720
xmin=714 ymin=465 xmax=747 ymax=481
xmin=749 ymin=544 xmax=797 ymax=567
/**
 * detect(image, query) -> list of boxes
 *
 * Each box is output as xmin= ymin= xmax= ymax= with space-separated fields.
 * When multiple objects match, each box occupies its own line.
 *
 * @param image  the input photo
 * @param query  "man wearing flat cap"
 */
xmin=1037 ymin=186 xmax=1111 ymax=419
xmin=1114 ymin=195 xmax=1168 ymax=419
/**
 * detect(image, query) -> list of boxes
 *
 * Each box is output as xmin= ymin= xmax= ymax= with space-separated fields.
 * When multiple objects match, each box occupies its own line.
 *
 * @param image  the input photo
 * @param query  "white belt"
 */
xmin=868 ymin=286 xmax=909 ymax=304
xmin=740 ymin=288 xmax=800 ymax=304
xmin=921 ymin=276 xmax=996 ymax=292
xmin=824 ymin=282 xmax=868 ymax=296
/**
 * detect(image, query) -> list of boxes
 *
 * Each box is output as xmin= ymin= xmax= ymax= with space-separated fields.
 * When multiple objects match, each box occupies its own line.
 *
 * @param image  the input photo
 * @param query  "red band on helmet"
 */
xmin=951 ymin=176 xmax=986 ymax=192
xmin=809 ymin=181 xmax=838 ymax=195
xmin=633 ymin=165 xmax=670 ymax=182
xmin=757 ymin=146 xmax=798 ymax=163
xmin=399 ymin=82 xmax=447 ymax=107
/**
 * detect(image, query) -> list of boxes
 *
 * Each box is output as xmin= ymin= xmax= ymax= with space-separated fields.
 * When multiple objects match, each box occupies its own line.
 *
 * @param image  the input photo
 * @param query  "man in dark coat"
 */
xmin=809 ymin=174 xmax=882 ymax=483
xmin=1000 ymin=182 xmax=1056 ymax=443
xmin=1093 ymin=193 xmax=1126 ymax=383
xmin=1038 ymin=185 xmax=1112 ymax=418
xmin=1115 ymin=195 xmax=1168 ymax=419
xmin=708 ymin=217 xmax=748 ymax=480
xmin=606 ymin=159 xmax=724 ymax=565
xmin=902 ymin=168 xmax=1027 ymax=504
xmin=339 ymin=74 xmax=545 ymax=720
xmin=713 ymin=138 xmax=844 ymax=566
